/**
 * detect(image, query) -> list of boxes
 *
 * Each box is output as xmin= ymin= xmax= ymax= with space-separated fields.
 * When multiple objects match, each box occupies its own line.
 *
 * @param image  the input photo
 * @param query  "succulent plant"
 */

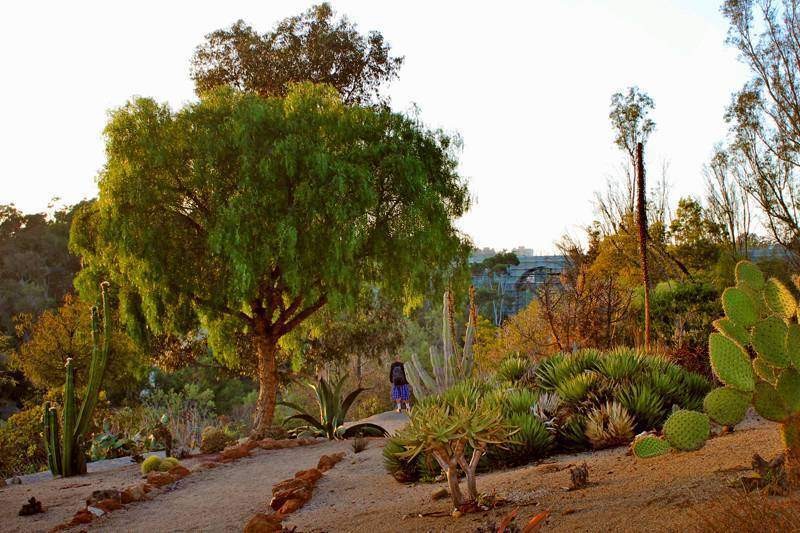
xmin=496 ymin=356 xmax=532 ymax=384
xmin=404 ymin=287 xmax=477 ymax=399
xmin=632 ymin=435 xmax=671 ymax=458
xmin=141 ymin=455 xmax=163 ymax=474
xmin=703 ymin=261 xmax=800 ymax=485
xmin=663 ymin=409 xmax=710 ymax=451
xmin=43 ymin=283 xmax=112 ymax=477
xmin=585 ymin=401 xmax=635 ymax=449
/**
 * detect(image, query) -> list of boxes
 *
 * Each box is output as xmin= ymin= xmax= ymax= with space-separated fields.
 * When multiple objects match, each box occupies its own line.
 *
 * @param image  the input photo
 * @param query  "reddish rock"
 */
xmin=243 ymin=513 xmax=283 ymax=533
xmin=146 ymin=471 xmax=177 ymax=487
xmin=95 ymin=498 xmax=123 ymax=513
xmin=270 ymin=478 xmax=313 ymax=511
xmin=257 ymin=438 xmax=277 ymax=450
xmin=317 ymin=452 xmax=346 ymax=472
xmin=220 ymin=444 xmax=250 ymax=461
xmin=169 ymin=465 xmax=191 ymax=479
xmin=69 ymin=509 xmax=94 ymax=525
xmin=121 ymin=484 xmax=148 ymax=503
xmin=193 ymin=461 xmax=219 ymax=471
xmin=295 ymin=468 xmax=323 ymax=484
xmin=278 ymin=497 xmax=306 ymax=515
xmin=242 ymin=440 xmax=260 ymax=452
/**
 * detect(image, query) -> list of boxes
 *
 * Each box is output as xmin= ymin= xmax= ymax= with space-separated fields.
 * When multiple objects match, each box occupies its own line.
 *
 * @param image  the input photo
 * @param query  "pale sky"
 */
xmin=0 ymin=0 xmax=750 ymax=252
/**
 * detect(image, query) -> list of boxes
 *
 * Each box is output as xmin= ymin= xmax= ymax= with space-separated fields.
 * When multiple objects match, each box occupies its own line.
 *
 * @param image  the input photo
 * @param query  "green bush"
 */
xmin=0 ymin=406 xmax=48 ymax=478
xmin=200 ymin=426 xmax=232 ymax=454
xmin=496 ymin=356 xmax=531 ymax=384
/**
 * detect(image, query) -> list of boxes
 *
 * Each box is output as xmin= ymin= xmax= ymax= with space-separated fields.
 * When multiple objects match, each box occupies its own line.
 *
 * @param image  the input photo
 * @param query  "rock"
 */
xmin=86 ymin=489 xmax=121 ymax=506
xmin=18 ymin=497 xmax=44 ymax=516
xmin=0 ymin=477 xmax=6 ymax=487
xmin=243 ymin=513 xmax=283 ymax=533
xmin=220 ymin=444 xmax=250 ymax=462
xmin=95 ymin=498 xmax=123 ymax=513
xmin=10 ymin=476 xmax=21 ymax=485
xmin=431 ymin=487 xmax=449 ymax=501
xmin=69 ymin=508 xmax=94 ymax=525
xmin=270 ymin=478 xmax=313 ymax=511
xmin=146 ymin=471 xmax=177 ymax=487
xmin=242 ymin=440 xmax=260 ymax=452
xmin=193 ymin=461 xmax=219 ymax=471
xmin=121 ymin=484 xmax=148 ymax=504
xmin=294 ymin=468 xmax=323 ymax=484
xmin=168 ymin=465 xmax=191 ymax=479
xmin=452 ymin=509 xmax=462 ymax=518
xmin=317 ymin=452 xmax=346 ymax=472
xmin=87 ymin=506 xmax=105 ymax=517
xmin=278 ymin=497 xmax=306 ymax=515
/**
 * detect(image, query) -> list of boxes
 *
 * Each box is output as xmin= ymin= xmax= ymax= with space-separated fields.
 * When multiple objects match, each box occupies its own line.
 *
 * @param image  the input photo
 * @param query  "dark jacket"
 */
xmin=389 ymin=361 xmax=408 ymax=385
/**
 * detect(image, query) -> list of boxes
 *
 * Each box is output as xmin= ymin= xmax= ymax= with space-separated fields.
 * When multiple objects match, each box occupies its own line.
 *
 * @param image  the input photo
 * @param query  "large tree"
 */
xmin=191 ymin=3 xmax=403 ymax=105
xmin=72 ymin=84 xmax=470 ymax=436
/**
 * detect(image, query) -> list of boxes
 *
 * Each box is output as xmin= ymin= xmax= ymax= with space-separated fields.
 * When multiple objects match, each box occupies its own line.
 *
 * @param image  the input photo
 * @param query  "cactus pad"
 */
xmin=752 ymin=317 xmax=789 ymax=368
xmin=722 ymin=287 xmax=758 ymax=328
xmin=663 ymin=410 xmax=710 ymax=451
xmin=753 ymin=357 xmax=778 ymax=384
xmin=764 ymin=278 xmax=797 ymax=319
xmin=713 ymin=317 xmax=749 ymax=347
xmin=632 ymin=435 xmax=671 ymax=458
xmin=777 ymin=368 xmax=800 ymax=414
xmin=709 ymin=333 xmax=755 ymax=392
xmin=787 ymin=323 xmax=800 ymax=369
xmin=735 ymin=260 xmax=765 ymax=290
xmin=703 ymin=387 xmax=751 ymax=427
xmin=753 ymin=381 xmax=790 ymax=422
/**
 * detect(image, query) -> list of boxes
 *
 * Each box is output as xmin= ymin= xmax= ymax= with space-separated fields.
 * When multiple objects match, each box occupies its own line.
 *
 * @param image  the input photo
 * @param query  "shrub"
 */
xmin=496 ymin=356 xmax=531 ymax=384
xmin=0 ymin=406 xmax=48 ymax=478
xmin=141 ymin=455 xmax=162 ymax=474
xmin=200 ymin=426 xmax=231 ymax=454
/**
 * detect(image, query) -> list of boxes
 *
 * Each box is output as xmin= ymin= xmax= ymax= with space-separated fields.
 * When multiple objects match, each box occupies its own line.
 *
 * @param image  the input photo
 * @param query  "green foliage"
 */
xmin=43 ymin=284 xmax=112 ymax=477
xmin=556 ymin=371 xmax=600 ymax=404
xmin=663 ymin=410 xmax=710 ymax=451
xmin=280 ymin=375 xmax=387 ymax=439
xmin=496 ymin=356 xmax=531 ymax=384
xmin=200 ymin=426 xmax=232 ymax=454
xmin=140 ymin=455 xmax=162 ymax=474
xmin=500 ymin=413 xmax=553 ymax=466
xmin=632 ymin=435 xmax=671 ymax=458
xmin=0 ymin=406 xmax=48 ymax=478
xmin=649 ymin=281 xmax=721 ymax=349
xmin=382 ymin=435 xmax=419 ymax=482
xmin=585 ymin=401 xmax=635 ymax=449
xmin=615 ymin=383 xmax=664 ymax=431
xmin=703 ymin=387 xmax=750 ymax=427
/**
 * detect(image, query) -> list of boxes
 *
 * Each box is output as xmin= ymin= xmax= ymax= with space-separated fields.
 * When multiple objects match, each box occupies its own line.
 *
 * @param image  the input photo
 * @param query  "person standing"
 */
xmin=389 ymin=356 xmax=411 ymax=412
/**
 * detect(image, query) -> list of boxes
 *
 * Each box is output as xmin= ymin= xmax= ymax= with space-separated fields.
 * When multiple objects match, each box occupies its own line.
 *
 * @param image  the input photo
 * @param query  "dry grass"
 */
xmin=691 ymin=489 xmax=800 ymax=532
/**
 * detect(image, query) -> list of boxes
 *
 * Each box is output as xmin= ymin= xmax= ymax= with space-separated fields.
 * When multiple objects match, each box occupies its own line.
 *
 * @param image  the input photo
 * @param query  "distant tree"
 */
xmin=722 ymin=0 xmax=800 ymax=255
xmin=10 ymin=294 xmax=144 ymax=401
xmin=704 ymin=147 xmax=752 ymax=258
xmin=668 ymin=197 xmax=722 ymax=271
xmin=191 ymin=3 xmax=403 ymax=105
xmin=72 ymin=84 xmax=469 ymax=437
xmin=470 ymin=251 xmax=519 ymax=325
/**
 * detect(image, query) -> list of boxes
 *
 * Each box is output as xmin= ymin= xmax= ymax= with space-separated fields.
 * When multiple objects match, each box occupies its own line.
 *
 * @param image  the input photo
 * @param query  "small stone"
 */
xmin=168 ymin=465 xmax=191 ymax=479
xmin=69 ymin=508 xmax=94 ymax=525
xmin=95 ymin=498 xmax=123 ymax=513
xmin=243 ymin=512 xmax=283 ymax=533
xmin=121 ymin=484 xmax=147 ymax=503
xmin=452 ymin=509 xmax=462 ymax=518
xmin=10 ymin=476 xmax=21 ymax=485
xmin=431 ymin=487 xmax=449 ymax=501
xmin=278 ymin=497 xmax=305 ymax=515
xmin=87 ymin=506 xmax=105 ymax=517
xmin=146 ymin=471 xmax=177 ymax=487
xmin=18 ymin=497 xmax=43 ymax=516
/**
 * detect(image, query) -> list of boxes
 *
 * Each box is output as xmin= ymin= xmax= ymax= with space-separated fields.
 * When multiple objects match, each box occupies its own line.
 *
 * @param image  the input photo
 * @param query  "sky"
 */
xmin=0 ymin=0 xmax=751 ymax=253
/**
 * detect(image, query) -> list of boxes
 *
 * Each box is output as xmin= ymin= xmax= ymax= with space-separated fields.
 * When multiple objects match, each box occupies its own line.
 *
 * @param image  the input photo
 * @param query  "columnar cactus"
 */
xmin=405 ymin=287 xmax=476 ymax=399
xmin=43 ymin=282 xmax=112 ymax=477
xmin=703 ymin=261 xmax=800 ymax=486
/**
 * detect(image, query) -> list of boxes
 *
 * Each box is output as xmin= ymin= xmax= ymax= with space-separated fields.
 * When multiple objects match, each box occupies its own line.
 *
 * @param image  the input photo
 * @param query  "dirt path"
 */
xmin=0 ymin=411 xmax=792 ymax=532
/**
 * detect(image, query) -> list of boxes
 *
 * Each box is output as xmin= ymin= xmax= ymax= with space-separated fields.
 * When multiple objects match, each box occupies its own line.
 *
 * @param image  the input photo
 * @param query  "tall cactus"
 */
xmin=406 ymin=286 xmax=477 ymax=398
xmin=656 ymin=261 xmax=800 ymax=486
xmin=43 ymin=282 xmax=112 ymax=477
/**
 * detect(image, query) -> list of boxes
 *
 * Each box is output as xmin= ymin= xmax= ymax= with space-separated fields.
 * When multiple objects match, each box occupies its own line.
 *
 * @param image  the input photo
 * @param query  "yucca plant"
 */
xmin=280 ymin=375 xmax=388 ymax=440
xmin=405 ymin=288 xmax=477 ymax=399
xmin=502 ymin=413 xmax=553 ymax=465
xmin=615 ymin=383 xmax=664 ymax=431
xmin=496 ymin=356 xmax=531 ymax=384
xmin=501 ymin=388 xmax=539 ymax=417
xmin=557 ymin=412 xmax=589 ymax=450
xmin=556 ymin=371 xmax=600 ymax=405
xmin=396 ymin=399 xmax=510 ymax=508
xmin=596 ymin=349 xmax=643 ymax=382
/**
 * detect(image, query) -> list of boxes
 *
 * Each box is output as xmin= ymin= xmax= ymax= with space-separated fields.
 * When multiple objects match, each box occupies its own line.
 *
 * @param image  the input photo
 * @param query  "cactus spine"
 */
xmin=405 ymin=287 xmax=476 ymax=398
xmin=43 ymin=283 xmax=111 ymax=477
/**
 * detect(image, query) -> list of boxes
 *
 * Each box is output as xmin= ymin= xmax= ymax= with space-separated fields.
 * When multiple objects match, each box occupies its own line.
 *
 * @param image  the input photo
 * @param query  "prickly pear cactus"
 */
xmin=632 ymin=435 xmax=671 ymax=458
xmin=663 ymin=410 xmax=710 ymax=451
xmin=705 ymin=261 xmax=800 ymax=486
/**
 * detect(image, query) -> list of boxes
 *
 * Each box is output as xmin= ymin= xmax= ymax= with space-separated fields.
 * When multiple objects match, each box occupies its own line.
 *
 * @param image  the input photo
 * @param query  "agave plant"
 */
xmin=496 ymin=356 xmax=531 ymax=384
xmin=585 ymin=401 xmax=635 ymax=449
xmin=280 ymin=375 xmax=388 ymax=440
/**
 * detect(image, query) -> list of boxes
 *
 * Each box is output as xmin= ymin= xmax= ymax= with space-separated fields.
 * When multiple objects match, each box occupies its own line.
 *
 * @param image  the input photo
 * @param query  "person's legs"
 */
xmin=395 ymin=401 xmax=402 ymax=413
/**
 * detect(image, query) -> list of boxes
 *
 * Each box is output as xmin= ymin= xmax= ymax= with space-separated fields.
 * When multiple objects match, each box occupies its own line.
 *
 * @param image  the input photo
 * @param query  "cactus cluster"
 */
xmin=632 ymin=435 xmax=671 ymax=458
xmin=404 ymin=287 xmax=476 ymax=398
xmin=43 ymin=283 xmax=111 ymax=477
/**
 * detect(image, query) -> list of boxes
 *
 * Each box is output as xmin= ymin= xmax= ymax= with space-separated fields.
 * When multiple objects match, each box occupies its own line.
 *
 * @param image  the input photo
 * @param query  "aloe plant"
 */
xmin=43 ymin=282 xmax=111 ymax=477
xmin=280 ymin=375 xmax=388 ymax=440
xmin=405 ymin=287 xmax=477 ymax=398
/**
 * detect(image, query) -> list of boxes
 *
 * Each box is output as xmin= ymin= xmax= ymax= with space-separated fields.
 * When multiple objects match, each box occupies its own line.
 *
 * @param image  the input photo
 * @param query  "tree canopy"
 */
xmin=191 ymin=3 xmax=403 ymax=105
xmin=72 ymin=83 xmax=470 ymax=435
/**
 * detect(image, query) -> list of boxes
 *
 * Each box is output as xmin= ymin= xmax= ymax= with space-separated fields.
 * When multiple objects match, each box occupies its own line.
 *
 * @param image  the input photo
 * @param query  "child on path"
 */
xmin=389 ymin=356 xmax=411 ymax=412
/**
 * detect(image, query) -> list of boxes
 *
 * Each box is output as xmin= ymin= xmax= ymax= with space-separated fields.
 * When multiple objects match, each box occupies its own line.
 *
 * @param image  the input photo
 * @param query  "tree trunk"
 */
xmin=251 ymin=325 xmax=279 ymax=439
xmin=635 ymin=142 xmax=651 ymax=350
xmin=782 ymin=415 xmax=800 ymax=488
xmin=433 ymin=451 xmax=464 ymax=509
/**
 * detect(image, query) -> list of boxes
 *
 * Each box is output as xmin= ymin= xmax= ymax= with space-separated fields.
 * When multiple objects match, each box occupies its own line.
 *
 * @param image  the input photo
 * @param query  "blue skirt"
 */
xmin=391 ymin=383 xmax=410 ymax=402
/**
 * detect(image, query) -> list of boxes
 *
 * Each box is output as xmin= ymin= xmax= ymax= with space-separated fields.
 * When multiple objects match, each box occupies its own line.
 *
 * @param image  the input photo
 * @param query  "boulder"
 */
xmin=69 ymin=508 xmax=94 ymax=525
xmin=95 ymin=498 xmax=123 ymax=513
xmin=317 ymin=452 xmax=346 ymax=472
xmin=278 ymin=497 xmax=306 ymax=515
xmin=243 ymin=513 xmax=283 ymax=533
xmin=168 ymin=465 xmax=191 ymax=479
xmin=86 ymin=489 xmax=121 ymax=506
xmin=295 ymin=468 xmax=323 ymax=484
xmin=220 ymin=444 xmax=250 ymax=462
xmin=146 ymin=471 xmax=177 ymax=487
xmin=270 ymin=478 xmax=312 ymax=511
xmin=121 ymin=484 xmax=148 ymax=504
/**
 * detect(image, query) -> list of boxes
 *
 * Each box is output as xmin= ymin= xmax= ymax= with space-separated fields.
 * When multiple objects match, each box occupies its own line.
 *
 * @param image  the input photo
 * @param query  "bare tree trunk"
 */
xmin=433 ymin=452 xmax=464 ymax=509
xmin=251 ymin=320 xmax=279 ymax=439
xmin=636 ymin=142 xmax=651 ymax=350
xmin=783 ymin=416 xmax=800 ymax=488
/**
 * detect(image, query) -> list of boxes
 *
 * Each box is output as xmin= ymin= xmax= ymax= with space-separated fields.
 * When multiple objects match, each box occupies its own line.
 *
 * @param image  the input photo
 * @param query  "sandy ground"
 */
xmin=0 ymin=410 xmax=790 ymax=532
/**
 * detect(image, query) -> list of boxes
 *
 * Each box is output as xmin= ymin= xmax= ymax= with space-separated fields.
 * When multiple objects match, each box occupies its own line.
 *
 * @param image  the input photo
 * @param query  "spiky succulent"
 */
xmin=615 ymin=383 xmax=664 ymax=431
xmin=497 ymin=356 xmax=532 ymax=384
xmin=585 ymin=401 xmax=635 ymax=449
xmin=556 ymin=371 xmax=600 ymax=404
